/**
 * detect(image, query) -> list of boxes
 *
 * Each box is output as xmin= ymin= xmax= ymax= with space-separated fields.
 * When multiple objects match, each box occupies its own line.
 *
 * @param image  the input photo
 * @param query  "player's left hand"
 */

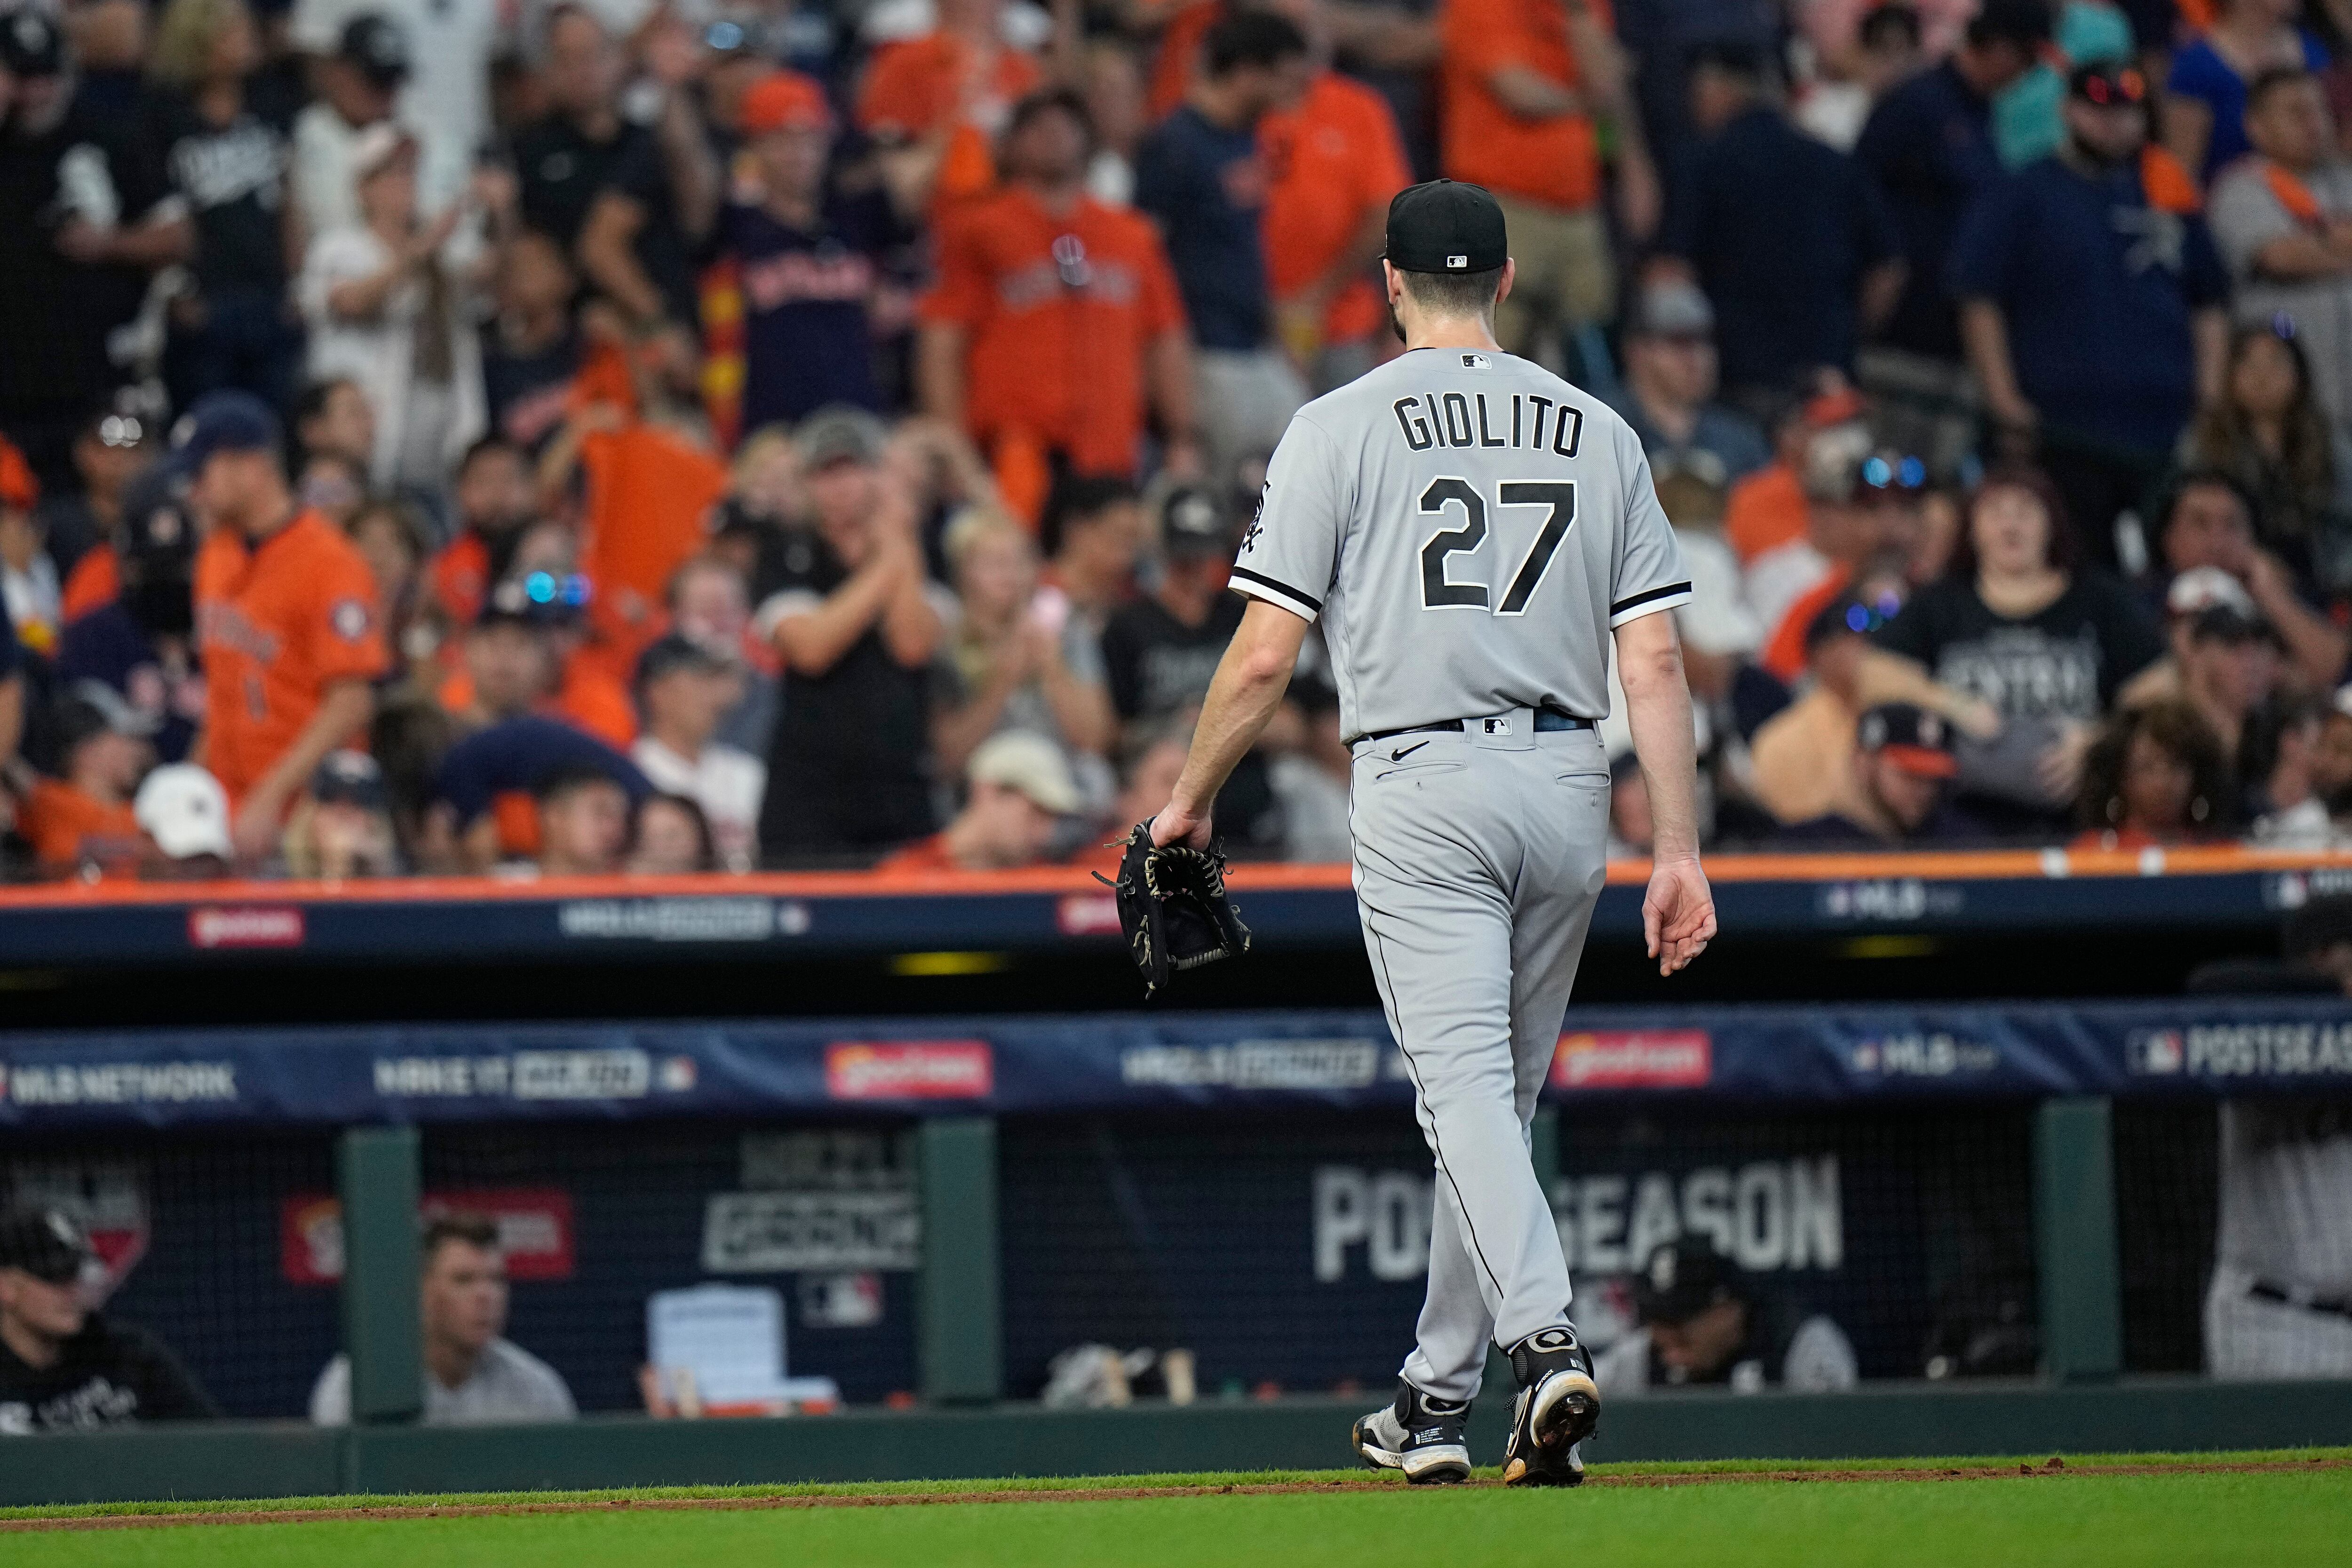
xmin=1643 ymin=855 xmax=1716 ymax=977
xmin=1150 ymin=799 xmax=1212 ymax=850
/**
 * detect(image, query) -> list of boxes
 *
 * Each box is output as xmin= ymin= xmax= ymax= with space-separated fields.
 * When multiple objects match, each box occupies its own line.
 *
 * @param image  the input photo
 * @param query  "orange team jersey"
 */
xmin=550 ymin=651 xmax=638 ymax=749
xmin=1439 ymin=0 xmax=1610 ymax=211
xmin=1148 ymin=0 xmax=1222 ymax=121
xmin=60 ymin=544 xmax=119 ymax=624
xmin=858 ymin=34 xmax=1042 ymax=206
xmin=16 ymin=778 xmax=142 ymax=870
xmin=1261 ymin=72 xmax=1414 ymax=343
xmin=922 ymin=187 xmax=1188 ymax=483
xmin=577 ymin=422 xmax=730 ymax=671
xmin=2143 ymin=144 xmax=2203 ymax=215
xmin=437 ymin=648 xmax=638 ymax=751
xmin=429 ymin=533 xmax=495 ymax=629
xmin=1724 ymin=462 xmax=1808 ymax=563
xmin=194 ymin=510 xmax=387 ymax=804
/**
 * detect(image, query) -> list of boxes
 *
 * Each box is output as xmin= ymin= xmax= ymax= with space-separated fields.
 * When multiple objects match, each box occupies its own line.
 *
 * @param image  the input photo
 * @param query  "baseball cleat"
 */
xmin=1351 ymin=1379 xmax=1473 ymax=1484
xmin=1501 ymin=1325 xmax=1599 ymax=1488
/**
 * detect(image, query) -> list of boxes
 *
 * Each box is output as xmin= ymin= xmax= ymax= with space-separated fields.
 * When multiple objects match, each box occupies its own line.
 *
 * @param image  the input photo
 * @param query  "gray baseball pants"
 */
xmin=1347 ymin=708 xmax=1610 ymax=1403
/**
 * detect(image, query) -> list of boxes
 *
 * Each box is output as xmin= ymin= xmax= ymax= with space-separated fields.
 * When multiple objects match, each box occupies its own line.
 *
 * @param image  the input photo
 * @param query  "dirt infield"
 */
xmin=8 ymin=1456 xmax=2348 ymax=1534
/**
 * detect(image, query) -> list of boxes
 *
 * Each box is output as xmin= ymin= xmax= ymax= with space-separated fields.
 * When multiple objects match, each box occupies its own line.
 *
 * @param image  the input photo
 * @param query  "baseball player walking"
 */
xmin=1151 ymin=179 xmax=1716 ymax=1487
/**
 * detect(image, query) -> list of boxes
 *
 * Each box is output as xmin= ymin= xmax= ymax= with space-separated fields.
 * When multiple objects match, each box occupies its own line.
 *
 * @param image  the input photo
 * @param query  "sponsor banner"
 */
xmin=1311 ymin=1155 xmax=1842 ymax=1285
xmin=826 ymin=1042 xmax=992 ymax=1101
xmin=188 ymin=907 xmax=304 ymax=949
xmin=7 ymin=1001 xmax=2352 ymax=1128
xmin=2124 ymin=1022 xmax=2352 ymax=1080
xmin=280 ymin=1188 xmax=577 ymax=1285
xmin=702 ymin=1191 xmax=921 ymax=1272
xmin=1814 ymin=880 xmax=1962 ymax=922
xmin=371 ymin=1049 xmax=687 ymax=1103
xmin=2 ymin=1061 xmax=239 ymax=1108
xmin=1552 ymin=1030 xmax=1711 ymax=1090
xmin=1056 ymin=894 xmax=1123 ymax=936
xmin=556 ymin=897 xmax=809 ymax=942
xmin=1120 ymin=1039 xmax=1398 ymax=1091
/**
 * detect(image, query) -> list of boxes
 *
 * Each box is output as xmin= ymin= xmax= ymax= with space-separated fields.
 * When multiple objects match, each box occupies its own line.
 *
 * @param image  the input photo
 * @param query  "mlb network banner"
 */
xmin=2 ymin=1001 xmax=2350 ymax=1130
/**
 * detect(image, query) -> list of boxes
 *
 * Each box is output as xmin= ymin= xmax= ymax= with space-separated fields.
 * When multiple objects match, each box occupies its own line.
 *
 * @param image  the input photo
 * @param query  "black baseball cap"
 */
xmin=634 ymin=632 xmax=731 ymax=693
xmin=1632 ymin=1241 xmax=1744 ymax=1326
xmin=170 ymin=391 xmax=283 ymax=480
xmin=120 ymin=462 xmax=195 ymax=559
xmin=338 ymin=13 xmax=411 ymax=89
xmin=311 ymin=748 xmax=388 ymax=810
xmin=0 ymin=9 xmax=65 ymax=78
xmin=0 ymin=1206 xmax=96 ymax=1287
xmin=55 ymin=680 xmax=161 ymax=755
xmin=1160 ymin=486 xmax=1230 ymax=558
xmin=1384 ymin=180 xmax=1508 ymax=276
xmin=1858 ymin=701 xmax=1960 ymax=778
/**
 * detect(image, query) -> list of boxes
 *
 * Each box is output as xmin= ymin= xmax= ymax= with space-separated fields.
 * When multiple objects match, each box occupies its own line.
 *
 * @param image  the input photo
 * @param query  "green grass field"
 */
xmin=8 ymin=1452 xmax=2351 ymax=1567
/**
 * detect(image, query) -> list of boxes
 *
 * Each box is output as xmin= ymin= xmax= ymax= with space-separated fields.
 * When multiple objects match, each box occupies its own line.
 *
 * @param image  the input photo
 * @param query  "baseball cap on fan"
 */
xmin=337 ymin=12 xmax=412 ymax=90
xmin=0 ymin=9 xmax=65 ymax=78
xmin=311 ymin=749 xmax=388 ymax=812
xmin=1858 ymin=702 xmax=1959 ymax=779
xmin=134 ymin=764 xmax=234 ymax=861
xmin=169 ymin=390 xmax=282 ymax=480
xmin=967 ymin=732 xmax=1081 ymax=815
xmin=54 ymin=680 xmax=161 ymax=756
xmin=740 ymin=70 xmax=833 ymax=134
xmin=1159 ymin=486 xmax=1230 ymax=559
xmin=796 ymin=405 xmax=886 ymax=470
xmin=2164 ymin=565 xmax=2265 ymax=645
xmin=1384 ymin=179 xmax=1508 ymax=275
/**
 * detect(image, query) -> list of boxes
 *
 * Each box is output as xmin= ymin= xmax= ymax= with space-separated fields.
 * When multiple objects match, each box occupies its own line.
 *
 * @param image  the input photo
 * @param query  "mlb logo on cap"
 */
xmin=1385 ymin=181 xmax=1509 ymax=275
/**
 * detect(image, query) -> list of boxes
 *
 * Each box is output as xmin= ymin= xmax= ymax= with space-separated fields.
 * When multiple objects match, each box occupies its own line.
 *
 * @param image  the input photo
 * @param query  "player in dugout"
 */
xmin=1594 ymin=1239 xmax=1859 ymax=1396
xmin=310 ymin=1213 xmax=575 ymax=1425
xmin=182 ymin=391 xmax=389 ymax=860
xmin=0 ymin=1205 xmax=218 ymax=1433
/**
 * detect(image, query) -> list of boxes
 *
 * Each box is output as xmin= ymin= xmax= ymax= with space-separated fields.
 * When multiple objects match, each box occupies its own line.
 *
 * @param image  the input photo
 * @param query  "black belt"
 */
xmin=1354 ymin=708 xmax=1597 ymax=747
xmin=2249 ymin=1280 xmax=2352 ymax=1320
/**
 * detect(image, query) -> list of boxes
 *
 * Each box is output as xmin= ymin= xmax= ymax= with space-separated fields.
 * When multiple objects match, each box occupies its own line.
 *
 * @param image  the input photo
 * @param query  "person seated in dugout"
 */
xmin=1592 ymin=1240 xmax=1859 ymax=1396
xmin=0 ymin=1206 xmax=218 ymax=1433
xmin=311 ymin=1213 xmax=574 ymax=1426
xmin=1772 ymin=701 xmax=1991 ymax=846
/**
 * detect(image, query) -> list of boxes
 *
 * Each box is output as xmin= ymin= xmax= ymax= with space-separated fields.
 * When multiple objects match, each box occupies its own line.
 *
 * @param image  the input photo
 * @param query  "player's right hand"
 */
xmin=1643 ymin=857 xmax=1716 ymax=978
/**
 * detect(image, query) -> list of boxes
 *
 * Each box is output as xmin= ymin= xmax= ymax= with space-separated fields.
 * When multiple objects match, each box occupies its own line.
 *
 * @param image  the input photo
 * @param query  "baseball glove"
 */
xmin=1095 ymin=820 xmax=1251 ymax=998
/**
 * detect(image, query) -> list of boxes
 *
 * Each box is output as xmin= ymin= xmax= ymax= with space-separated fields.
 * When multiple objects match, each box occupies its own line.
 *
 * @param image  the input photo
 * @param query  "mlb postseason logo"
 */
xmin=2128 ymin=1029 xmax=2185 ymax=1075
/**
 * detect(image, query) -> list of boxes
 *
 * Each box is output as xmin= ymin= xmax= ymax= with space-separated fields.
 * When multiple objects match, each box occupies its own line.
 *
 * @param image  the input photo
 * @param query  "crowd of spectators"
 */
xmin=7 ymin=0 xmax=2352 ymax=879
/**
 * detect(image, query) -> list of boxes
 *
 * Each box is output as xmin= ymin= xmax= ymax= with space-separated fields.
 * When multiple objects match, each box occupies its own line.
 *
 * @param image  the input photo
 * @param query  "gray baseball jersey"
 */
xmin=1232 ymin=346 xmax=1692 ymax=1412
xmin=2204 ymin=1100 xmax=2352 ymax=1377
xmin=1230 ymin=349 xmax=1691 ymax=739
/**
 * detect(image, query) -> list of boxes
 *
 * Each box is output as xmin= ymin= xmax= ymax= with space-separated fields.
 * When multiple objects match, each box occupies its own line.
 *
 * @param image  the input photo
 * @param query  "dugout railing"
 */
xmin=3 ymin=1002 xmax=2350 ymax=1504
